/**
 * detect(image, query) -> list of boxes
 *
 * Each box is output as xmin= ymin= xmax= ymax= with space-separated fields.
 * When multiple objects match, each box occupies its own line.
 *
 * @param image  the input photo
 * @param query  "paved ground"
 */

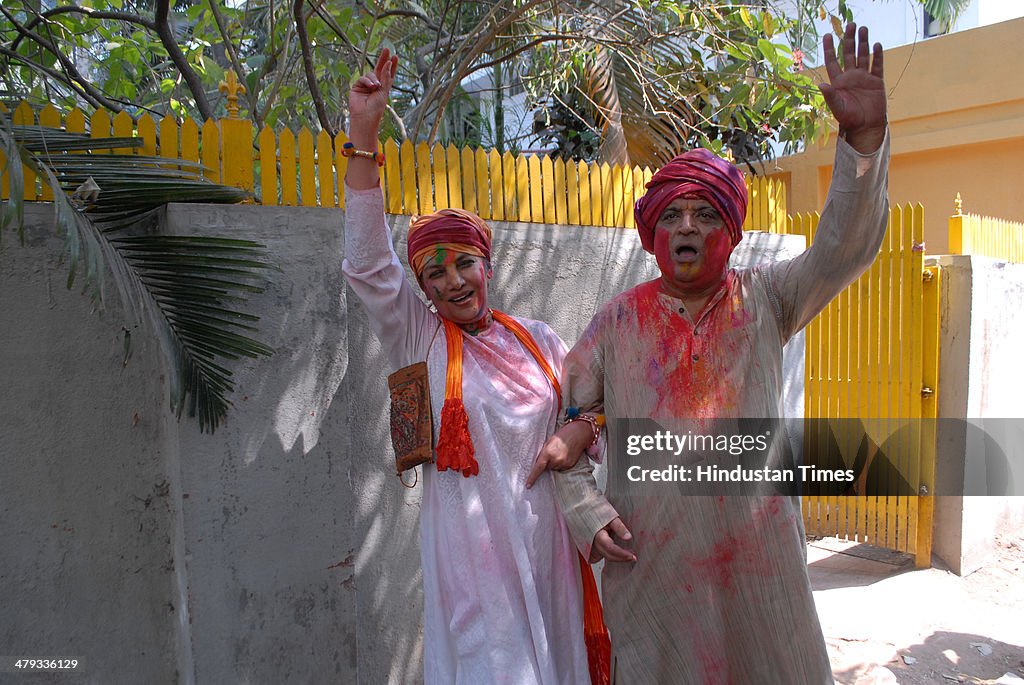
xmin=810 ymin=531 xmax=1024 ymax=685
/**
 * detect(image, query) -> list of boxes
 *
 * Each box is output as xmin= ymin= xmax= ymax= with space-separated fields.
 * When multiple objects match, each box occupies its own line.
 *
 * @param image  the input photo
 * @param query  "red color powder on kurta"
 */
xmin=694 ymin=534 xmax=739 ymax=591
xmin=693 ymin=629 xmax=729 ymax=685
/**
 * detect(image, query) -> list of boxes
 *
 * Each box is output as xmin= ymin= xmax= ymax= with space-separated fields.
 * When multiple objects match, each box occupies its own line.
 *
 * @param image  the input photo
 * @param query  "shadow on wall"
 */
xmin=340 ymin=245 xmax=425 ymax=684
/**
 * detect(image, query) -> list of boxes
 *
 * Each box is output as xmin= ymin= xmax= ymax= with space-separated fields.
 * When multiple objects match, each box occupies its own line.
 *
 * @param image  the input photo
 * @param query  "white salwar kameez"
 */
xmin=343 ymin=185 xmax=590 ymax=685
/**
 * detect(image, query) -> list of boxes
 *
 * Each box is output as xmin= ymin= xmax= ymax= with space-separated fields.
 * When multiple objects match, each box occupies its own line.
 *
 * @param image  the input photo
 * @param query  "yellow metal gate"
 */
xmin=791 ymin=205 xmax=941 ymax=567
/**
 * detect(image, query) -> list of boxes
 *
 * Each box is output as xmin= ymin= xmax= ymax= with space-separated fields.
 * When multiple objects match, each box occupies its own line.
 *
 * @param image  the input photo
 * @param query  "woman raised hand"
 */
xmin=346 ymin=49 xmax=398 ymax=190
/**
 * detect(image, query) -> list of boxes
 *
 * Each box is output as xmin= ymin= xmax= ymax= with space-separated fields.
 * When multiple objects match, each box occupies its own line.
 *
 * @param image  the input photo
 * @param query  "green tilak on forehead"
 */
xmin=432 ymin=247 xmax=450 ymax=265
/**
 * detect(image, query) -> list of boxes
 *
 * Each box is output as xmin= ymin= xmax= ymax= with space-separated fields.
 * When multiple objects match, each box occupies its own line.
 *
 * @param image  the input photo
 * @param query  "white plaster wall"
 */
xmin=0 ymin=203 xmax=184 ymax=684
xmin=961 ymin=256 xmax=1024 ymax=573
xmin=931 ymin=254 xmax=1024 ymax=575
xmin=1 ymin=202 xmax=806 ymax=683
xmin=163 ymin=205 xmax=361 ymax=684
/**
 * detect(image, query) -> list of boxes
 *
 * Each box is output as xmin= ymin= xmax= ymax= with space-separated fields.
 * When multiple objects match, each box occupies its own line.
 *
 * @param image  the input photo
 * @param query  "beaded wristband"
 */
xmin=564 ymin=408 xmax=603 ymax=449
xmin=341 ymin=142 xmax=385 ymax=166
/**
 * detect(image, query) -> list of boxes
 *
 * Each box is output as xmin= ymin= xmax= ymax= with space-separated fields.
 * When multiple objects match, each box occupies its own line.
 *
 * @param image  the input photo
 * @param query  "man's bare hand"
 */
xmin=591 ymin=517 xmax=636 ymax=563
xmin=821 ymin=23 xmax=886 ymax=155
xmin=526 ymin=420 xmax=593 ymax=488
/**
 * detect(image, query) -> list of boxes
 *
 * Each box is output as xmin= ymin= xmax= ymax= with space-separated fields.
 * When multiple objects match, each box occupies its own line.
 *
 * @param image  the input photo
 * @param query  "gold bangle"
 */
xmin=341 ymin=142 xmax=385 ymax=166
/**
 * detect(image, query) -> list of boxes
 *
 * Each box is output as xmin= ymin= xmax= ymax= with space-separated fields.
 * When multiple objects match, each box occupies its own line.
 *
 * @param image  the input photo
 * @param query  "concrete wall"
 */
xmin=772 ymin=17 xmax=1024 ymax=254
xmin=930 ymin=254 xmax=1024 ymax=575
xmin=0 ymin=202 xmax=804 ymax=683
xmin=0 ymin=204 xmax=185 ymax=684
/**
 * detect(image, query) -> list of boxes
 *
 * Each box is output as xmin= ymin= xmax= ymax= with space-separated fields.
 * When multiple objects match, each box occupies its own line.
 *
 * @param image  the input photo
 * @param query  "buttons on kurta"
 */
xmin=678 ymin=307 xmax=685 ymax=315
xmin=692 ymin=354 xmax=700 ymax=362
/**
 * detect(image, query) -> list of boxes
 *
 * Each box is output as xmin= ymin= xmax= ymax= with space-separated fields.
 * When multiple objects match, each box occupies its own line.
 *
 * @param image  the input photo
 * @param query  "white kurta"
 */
xmin=342 ymin=185 xmax=590 ymax=685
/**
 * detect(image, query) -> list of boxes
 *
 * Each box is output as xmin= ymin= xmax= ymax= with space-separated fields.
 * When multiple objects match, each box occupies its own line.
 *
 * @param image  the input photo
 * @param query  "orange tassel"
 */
xmin=436 ymin=398 xmax=478 ymax=477
xmin=579 ymin=553 xmax=611 ymax=685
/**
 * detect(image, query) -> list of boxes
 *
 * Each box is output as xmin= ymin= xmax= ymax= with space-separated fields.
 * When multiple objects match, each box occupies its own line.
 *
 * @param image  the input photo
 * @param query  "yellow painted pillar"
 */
xmin=218 ymin=70 xmax=255 ymax=194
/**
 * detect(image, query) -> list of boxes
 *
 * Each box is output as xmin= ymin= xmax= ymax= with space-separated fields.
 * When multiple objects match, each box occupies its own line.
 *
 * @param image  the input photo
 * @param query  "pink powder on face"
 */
xmin=420 ymin=253 xmax=490 ymax=322
xmin=653 ymin=226 xmax=731 ymax=296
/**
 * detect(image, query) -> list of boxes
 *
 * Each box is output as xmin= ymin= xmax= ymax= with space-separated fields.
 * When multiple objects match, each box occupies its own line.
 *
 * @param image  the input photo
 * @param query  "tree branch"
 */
xmin=206 ymin=0 xmax=263 ymax=128
xmin=292 ymin=0 xmax=335 ymax=136
xmin=473 ymin=37 xmax=552 ymax=73
xmin=154 ymin=0 xmax=213 ymax=120
xmin=9 ymin=5 xmax=157 ymax=53
xmin=258 ymin=28 xmax=296 ymax=125
xmin=0 ymin=5 xmax=124 ymax=112
xmin=0 ymin=43 xmax=104 ymax=110
xmin=417 ymin=0 xmax=552 ymax=142
xmin=373 ymin=8 xmax=444 ymax=32
xmin=307 ymin=0 xmax=364 ymax=65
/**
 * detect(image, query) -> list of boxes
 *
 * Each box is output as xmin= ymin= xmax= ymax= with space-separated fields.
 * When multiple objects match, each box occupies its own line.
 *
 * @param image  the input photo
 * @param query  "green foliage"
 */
xmin=0 ymin=0 xmax=965 ymax=168
xmin=532 ymin=91 xmax=601 ymax=162
xmin=522 ymin=0 xmax=828 ymax=167
xmin=0 ymin=117 xmax=274 ymax=432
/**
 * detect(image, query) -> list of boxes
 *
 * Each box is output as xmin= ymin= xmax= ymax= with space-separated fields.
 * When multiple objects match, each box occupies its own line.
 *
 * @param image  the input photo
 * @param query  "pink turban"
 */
xmin=634 ymin=149 xmax=748 ymax=252
xmin=407 ymin=209 xmax=493 ymax=278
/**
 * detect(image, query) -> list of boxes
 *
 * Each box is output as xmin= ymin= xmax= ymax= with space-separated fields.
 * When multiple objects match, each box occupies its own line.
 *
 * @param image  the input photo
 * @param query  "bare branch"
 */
xmin=419 ymin=0 xmax=553 ymax=142
xmin=385 ymin=103 xmax=407 ymax=141
xmin=307 ymin=0 xmax=363 ymax=65
xmin=258 ymin=27 xmax=296 ymax=124
xmin=292 ymin=0 xmax=335 ymax=136
xmin=154 ymin=0 xmax=213 ymax=120
xmin=0 ymin=43 xmax=104 ymax=110
xmin=206 ymin=0 xmax=263 ymax=128
xmin=372 ymin=8 xmax=444 ymax=32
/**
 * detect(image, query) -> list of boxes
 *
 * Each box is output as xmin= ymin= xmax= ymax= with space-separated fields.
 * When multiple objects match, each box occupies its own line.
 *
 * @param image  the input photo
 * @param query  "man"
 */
xmin=551 ymin=23 xmax=888 ymax=683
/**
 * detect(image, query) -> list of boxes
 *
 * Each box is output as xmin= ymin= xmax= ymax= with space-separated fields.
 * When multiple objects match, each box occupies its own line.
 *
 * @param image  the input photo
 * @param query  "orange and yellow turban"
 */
xmin=407 ymin=208 xmax=493 ymax=279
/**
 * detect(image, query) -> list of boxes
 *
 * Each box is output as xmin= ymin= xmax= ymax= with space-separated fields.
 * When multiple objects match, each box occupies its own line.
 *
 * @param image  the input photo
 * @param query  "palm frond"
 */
xmin=0 ymin=123 xmax=26 ymax=242
xmin=0 ymin=115 xmax=274 ymax=433
xmin=919 ymin=0 xmax=972 ymax=23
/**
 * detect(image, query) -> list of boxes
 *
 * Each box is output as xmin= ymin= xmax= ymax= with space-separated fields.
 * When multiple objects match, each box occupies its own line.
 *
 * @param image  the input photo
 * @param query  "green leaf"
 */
xmin=2 ymin=122 xmax=273 ymax=433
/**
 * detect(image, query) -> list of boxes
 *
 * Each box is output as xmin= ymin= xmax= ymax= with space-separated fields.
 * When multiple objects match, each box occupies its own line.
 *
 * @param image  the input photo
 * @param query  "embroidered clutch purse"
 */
xmin=387 ymin=361 xmax=434 ymax=477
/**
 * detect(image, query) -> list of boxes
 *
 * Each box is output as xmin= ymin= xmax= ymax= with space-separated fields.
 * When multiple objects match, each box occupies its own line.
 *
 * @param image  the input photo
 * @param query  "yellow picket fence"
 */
xmin=5 ymin=99 xmax=947 ymax=563
xmin=0 ymin=100 xmax=787 ymax=232
xmin=792 ymin=205 xmax=941 ymax=567
xmin=948 ymin=194 xmax=1024 ymax=263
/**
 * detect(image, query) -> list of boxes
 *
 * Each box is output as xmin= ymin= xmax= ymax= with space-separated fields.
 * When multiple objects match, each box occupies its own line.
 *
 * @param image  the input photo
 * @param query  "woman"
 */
xmin=341 ymin=50 xmax=608 ymax=685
